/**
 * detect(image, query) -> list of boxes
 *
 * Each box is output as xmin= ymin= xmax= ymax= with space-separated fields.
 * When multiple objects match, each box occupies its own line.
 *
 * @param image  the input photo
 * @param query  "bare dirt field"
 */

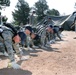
xmin=0 ymin=31 xmax=76 ymax=75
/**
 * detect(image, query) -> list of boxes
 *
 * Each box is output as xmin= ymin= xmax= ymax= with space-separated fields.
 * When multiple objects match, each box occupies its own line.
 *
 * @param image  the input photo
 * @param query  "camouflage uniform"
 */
xmin=0 ymin=26 xmax=21 ymax=62
xmin=0 ymin=36 xmax=5 ymax=53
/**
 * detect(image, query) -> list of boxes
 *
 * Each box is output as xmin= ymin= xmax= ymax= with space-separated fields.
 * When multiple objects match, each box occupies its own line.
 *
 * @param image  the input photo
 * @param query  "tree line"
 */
xmin=0 ymin=0 xmax=60 ymax=25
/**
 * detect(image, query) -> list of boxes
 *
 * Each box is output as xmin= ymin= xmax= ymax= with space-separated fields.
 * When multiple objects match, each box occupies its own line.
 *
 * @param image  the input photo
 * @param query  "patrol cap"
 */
xmin=50 ymin=25 xmax=53 ymax=28
xmin=25 ymin=26 xmax=32 ymax=33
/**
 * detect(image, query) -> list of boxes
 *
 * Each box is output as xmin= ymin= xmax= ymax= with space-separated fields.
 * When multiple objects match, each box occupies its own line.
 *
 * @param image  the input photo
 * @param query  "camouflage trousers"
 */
xmin=0 ymin=36 xmax=5 ymax=53
xmin=1 ymin=30 xmax=21 ymax=62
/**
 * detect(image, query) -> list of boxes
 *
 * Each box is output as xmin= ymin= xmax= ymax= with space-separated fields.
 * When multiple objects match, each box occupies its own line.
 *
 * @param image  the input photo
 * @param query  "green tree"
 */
xmin=0 ymin=0 xmax=10 ymax=9
xmin=47 ymin=9 xmax=60 ymax=16
xmin=2 ymin=16 xmax=8 ymax=23
xmin=34 ymin=0 xmax=49 ymax=21
xmin=12 ymin=0 xmax=30 ymax=25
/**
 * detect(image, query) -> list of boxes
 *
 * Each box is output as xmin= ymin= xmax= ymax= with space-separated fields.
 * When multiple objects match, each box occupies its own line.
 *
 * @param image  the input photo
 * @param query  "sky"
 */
xmin=1 ymin=0 xmax=76 ymax=22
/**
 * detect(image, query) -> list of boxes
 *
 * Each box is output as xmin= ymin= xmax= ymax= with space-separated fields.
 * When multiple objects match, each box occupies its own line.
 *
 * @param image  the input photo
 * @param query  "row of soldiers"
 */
xmin=0 ymin=23 xmax=34 ymax=69
xmin=0 ymin=17 xmax=63 ymax=69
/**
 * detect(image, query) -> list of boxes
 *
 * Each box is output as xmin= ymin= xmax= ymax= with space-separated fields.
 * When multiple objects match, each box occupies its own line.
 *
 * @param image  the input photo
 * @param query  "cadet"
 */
xmin=18 ymin=26 xmax=33 ymax=50
xmin=0 ymin=23 xmax=27 ymax=69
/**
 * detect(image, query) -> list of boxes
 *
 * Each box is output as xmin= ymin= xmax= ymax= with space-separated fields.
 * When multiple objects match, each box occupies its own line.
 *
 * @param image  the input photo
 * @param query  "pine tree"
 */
xmin=12 ymin=0 xmax=30 ymax=25
xmin=0 ymin=0 xmax=10 ymax=9
xmin=35 ymin=0 xmax=48 ymax=21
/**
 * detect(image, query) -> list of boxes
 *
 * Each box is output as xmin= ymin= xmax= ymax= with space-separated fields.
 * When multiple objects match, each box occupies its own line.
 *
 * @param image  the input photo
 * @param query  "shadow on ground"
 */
xmin=0 ymin=68 xmax=32 ymax=75
xmin=22 ymin=49 xmax=43 ymax=56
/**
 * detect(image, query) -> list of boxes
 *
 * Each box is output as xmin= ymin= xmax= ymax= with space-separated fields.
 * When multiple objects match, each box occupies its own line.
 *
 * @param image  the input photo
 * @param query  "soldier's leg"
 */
xmin=56 ymin=32 xmax=62 ymax=40
xmin=2 ymin=31 xmax=21 ymax=69
xmin=0 ymin=36 xmax=5 ymax=53
xmin=13 ymin=42 xmax=30 ymax=61
xmin=13 ymin=43 xmax=23 ymax=57
xmin=2 ymin=31 xmax=15 ymax=62
xmin=26 ymin=35 xmax=33 ymax=51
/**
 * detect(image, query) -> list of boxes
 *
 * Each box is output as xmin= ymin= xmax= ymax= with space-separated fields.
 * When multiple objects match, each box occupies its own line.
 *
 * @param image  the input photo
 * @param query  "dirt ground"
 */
xmin=0 ymin=31 xmax=76 ymax=75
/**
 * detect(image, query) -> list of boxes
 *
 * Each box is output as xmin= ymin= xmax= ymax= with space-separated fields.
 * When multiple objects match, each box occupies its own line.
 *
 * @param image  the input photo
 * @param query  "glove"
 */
xmin=11 ymin=61 xmax=20 ymax=69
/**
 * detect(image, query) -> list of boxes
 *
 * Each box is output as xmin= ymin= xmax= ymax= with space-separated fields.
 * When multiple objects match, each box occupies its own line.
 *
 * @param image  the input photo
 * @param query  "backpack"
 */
xmin=3 ymin=23 xmax=18 ymax=36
